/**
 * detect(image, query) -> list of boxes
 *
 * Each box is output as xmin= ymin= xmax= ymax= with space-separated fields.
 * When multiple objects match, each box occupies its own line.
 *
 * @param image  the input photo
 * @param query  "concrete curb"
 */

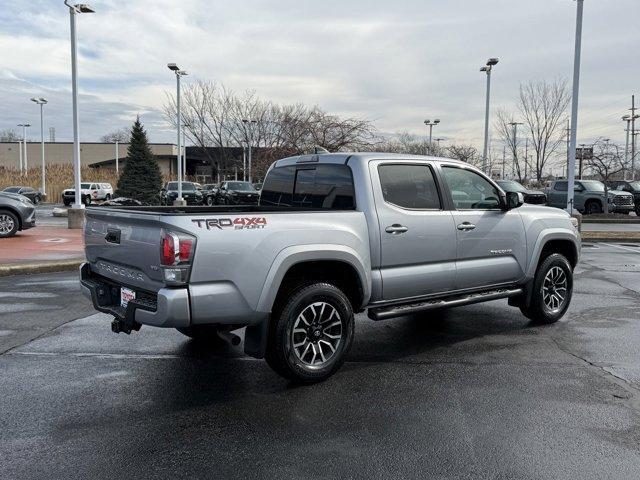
xmin=0 ymin=258 xmax=84 ymax=277
xmin=580 ymin=235 xmax=640 ymax=243
xmin=582 ymin=218 xmax=640 ymax=224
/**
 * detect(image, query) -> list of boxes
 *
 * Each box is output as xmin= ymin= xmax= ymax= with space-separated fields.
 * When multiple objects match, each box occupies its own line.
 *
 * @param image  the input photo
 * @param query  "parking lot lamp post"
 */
xmin=65 ymin=1 xmax=94 ymax=211
xmin=17 ymin=123 xmax=30 ymax=174
xmin=480 ymin=58 xmax=499 ymax=174
xmin=423 ymin=119 xmax=440 ymax=147
xmin=167 ymin=63 xmax=188 ymax=205
xmin=31 ymin=98 xmax=48 ymax=195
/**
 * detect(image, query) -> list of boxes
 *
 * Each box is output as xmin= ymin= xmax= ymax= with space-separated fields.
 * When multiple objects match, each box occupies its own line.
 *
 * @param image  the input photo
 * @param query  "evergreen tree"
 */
xmin=115 ymin=118 xmax=163 ymax=204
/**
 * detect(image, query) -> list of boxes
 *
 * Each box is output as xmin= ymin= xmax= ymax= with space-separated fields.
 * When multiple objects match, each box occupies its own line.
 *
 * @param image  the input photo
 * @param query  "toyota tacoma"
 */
xmin=81 ymin=153 xmax=581 ymax=383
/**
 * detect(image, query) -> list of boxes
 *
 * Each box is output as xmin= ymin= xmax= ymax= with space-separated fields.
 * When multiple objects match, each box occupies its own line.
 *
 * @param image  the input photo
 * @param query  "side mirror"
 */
xmin=505 ymin=191 xmax=524 ymax=210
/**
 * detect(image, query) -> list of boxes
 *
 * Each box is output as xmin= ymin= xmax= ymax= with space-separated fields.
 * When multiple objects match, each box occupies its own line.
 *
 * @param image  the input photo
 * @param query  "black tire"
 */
xmin=265 ymin=282 xmax=354 ymax=384
xmin=83 ymin=195 xmax=91 ymax=206
xmin=635 ymin=203 xmax=640 ymax=217
xmin=206 ymin=195 xmax=215 ymax=206
xmin=63 ymin=200 xmax=70 ymax=207
xmin=105 ymin=194 xmax=111 ymax=201
xmin=520 ymin=253 xmax=573 ymax=324
xmin=33 ymin=195 xmax=40 ymax=205
xmin=585 ymin=200 xmax=602 ymax=215
xmin=0 ymin=209 xmax=20 ymax=238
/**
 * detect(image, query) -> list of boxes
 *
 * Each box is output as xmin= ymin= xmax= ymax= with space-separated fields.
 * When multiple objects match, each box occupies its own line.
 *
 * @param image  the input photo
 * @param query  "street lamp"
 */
xmin=168 ymin=63 xmax=188 ymax=205
xmin=508 ymin=122 xmax=523 ymax=178
xmin=480 ymin=57 xmax=499 ymax=174
xmin=64 ymin=1 xmax=94 ymax=217
xmin=242 ymin=119 xmax=257 ymax=182
xmin=17 ymin=123 xmax=31 ymax=175
xmin=31 ymin=97 xmax=48 ymax=196
xmin=423 ymin=119 xmax=440 ymax=145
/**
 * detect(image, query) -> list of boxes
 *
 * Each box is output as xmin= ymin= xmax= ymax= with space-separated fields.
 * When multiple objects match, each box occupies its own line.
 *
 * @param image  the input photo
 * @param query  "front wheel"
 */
xmin=265 ymin=282 xmax=354 ymax=384
xmin=33 ymin=195 xmax=40 ymax=205
xmin=0 ymin=210 xmax=19 ymax=238
xmin=520 ymin=253 xmax=573 ymax=324
xmin=635 ymin=203 xmax=640 ymax=217
xmin=83 ymin=195 xmax=91 ymax=206
xmin=585 ymin=200 xmax=602 ymax=215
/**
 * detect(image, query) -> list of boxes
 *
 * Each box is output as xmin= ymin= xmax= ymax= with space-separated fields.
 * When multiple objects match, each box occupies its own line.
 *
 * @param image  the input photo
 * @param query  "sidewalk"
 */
xmin=0 ymin=227 xmax=85 ymax=276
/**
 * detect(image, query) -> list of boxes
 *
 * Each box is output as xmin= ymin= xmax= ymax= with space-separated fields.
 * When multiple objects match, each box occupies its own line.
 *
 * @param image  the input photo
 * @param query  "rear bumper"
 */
xmin=80 ymin=263 xmax=190 ymax=328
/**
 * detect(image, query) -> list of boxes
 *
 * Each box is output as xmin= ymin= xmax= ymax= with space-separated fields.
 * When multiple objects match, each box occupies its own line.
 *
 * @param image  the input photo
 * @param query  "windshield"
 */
xmin=166 ymin=182 xmax=196 ymax=191
xmin=580 ymin=180 xmax=605 ymax=192
xmin=497 ymin=180 xmax=526 ymax=193
xmin=227 ymin=182 xmax=256 ymax=191
xmin=3 ymin=187 xmax=20 ymax=193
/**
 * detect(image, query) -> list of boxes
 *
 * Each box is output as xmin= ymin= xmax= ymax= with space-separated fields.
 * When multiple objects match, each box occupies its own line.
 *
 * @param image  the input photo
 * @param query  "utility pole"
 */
xmin=242 ymin=119 xmax=256 ymax=182
xmin=115 ymin=140 xmax=119 ymax=174
xmin=508 ymin=122 xmax=523 ymax=179
xmin=566 ymin=0 xmax=584 ymax=214
xmin=524 ymin=138 xmax=529 ymax=180
xmin=167 ymin=63 xmax=188 ymax=205
xmin=502 ymin=146 xmax=506 ymax=179
xmin=49 ymin=127 xmax=55 ymax=143
xmin=31 ymin=97 xmax=48 ymax=195
xmin=17 ymin=123 xmax=31 ymax=175
xmin=424 ymin=119 xmax=440 ymax=149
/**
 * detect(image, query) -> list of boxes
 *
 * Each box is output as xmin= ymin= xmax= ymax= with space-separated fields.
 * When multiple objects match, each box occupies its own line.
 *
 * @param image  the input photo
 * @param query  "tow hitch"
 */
xmin=111 ymin=317 xmax=141 ymax=335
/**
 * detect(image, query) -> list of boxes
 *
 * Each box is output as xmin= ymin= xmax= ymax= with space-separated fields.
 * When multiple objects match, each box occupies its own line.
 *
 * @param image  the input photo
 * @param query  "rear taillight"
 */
xmin=160 ymin=230 xmax=195 ymax=266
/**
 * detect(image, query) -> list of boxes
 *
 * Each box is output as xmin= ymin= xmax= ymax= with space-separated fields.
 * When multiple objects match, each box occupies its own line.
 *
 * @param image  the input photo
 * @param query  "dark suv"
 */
xmin=217 ymin=181 xmax=260 ymax=205
xmin=159 ymin=182 xmax=203 ymax=206
xmin=607 ymin=180 xmax=640 ymax=216
xmin=496 ymin=180 xmax=547 ymax=205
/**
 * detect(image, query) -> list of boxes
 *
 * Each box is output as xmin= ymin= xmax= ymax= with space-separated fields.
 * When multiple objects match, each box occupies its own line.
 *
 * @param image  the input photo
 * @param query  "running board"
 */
xmin=367 ymin=288 xmax=523 ymax=321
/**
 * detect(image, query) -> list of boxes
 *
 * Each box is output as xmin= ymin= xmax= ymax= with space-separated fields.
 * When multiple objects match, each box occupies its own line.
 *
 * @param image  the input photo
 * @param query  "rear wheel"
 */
xmin=265 ymin=282 xmax=354 ymax=383
xmin=0 ymin=210 xmax=19 ymax=238
xmin=520 ymin=253 xmax=573 ymax=324
xmin=63 ymin=200 xmax=70 ymax=207
xmin=635 ymin=203 xmax=640 ymax=217
xmin=105 ymin=194 xmax=111 ymax=201
xmin=206 ymin=195 xmax=215 ymax=206
xmin=33 ymin=195 xmax=41 ymax=205
xmin=585 ymin=200 xmax=602 ymax=215
xmin=83 ymin=195 xmax=91 ymax=206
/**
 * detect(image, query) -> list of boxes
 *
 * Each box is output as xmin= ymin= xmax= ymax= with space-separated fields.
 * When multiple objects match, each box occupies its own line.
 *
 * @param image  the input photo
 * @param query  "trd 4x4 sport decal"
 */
xmin=192 ymin=217 xmax=267 ymax=230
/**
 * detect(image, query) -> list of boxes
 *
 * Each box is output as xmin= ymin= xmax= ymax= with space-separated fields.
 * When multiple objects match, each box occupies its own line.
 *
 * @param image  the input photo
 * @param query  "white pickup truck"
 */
xmin=63 ymin=183 xmax=113 ymax=206
xmin=81 ymin=153 xmax=580 ymax=383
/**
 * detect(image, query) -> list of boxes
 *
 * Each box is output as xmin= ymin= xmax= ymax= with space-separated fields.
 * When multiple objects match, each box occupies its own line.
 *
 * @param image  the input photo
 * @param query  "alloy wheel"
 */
xmin=541 ymin=266 xmax=568 ymax=314
xmin=291 ymin=302 xmax=343 ymax=367
xmin=0 ymin=214 xmax=15 ymax=234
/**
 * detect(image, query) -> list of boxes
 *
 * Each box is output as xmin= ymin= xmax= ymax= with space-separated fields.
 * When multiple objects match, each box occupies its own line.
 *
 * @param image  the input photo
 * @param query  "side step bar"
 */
xmin=368 ymin=288 xmax=523 ymax=321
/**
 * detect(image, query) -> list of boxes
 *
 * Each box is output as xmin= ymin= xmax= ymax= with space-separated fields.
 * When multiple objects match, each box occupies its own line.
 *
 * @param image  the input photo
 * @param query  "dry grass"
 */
xmin=0 ymin=165 xmax=179 ymax=203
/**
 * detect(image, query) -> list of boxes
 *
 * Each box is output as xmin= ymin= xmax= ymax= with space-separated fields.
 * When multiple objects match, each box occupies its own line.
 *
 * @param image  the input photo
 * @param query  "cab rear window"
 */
xmin=260 ymin=164 xmax=355 ymax=210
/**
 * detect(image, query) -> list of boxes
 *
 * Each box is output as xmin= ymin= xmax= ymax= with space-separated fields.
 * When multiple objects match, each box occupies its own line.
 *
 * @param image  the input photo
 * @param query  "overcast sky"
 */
xmin=1 ymin=0 xmax=638 ymax=160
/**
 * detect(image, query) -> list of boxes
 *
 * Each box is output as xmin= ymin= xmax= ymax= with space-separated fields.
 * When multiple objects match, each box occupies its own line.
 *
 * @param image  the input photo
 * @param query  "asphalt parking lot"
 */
xmin=1 ymin=243 xmax=640 ymax=479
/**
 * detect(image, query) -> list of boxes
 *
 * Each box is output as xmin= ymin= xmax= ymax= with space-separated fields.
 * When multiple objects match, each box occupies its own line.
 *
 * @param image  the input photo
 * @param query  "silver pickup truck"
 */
xmin=81 ymin=153 xmax=581 ymax=383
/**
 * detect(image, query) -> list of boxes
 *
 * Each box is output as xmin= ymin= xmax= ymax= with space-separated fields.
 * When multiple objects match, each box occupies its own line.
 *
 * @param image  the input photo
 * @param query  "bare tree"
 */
xmin=163 ymin=80 xmax=376 ymax=179
xmin=446 ymin=144 xmax=479 ymax=165
xmin=0 ymin=129 xmax=20 ymax=142
xmin=586 ymin=139 xmax=627 ymax=214
xmin=100 ymin=128 xmax=130 ymax=143
xmin=517 ymin=79 xmax=570 ymax=180
xmin=494 ymin=108 xmax=528 ymax=181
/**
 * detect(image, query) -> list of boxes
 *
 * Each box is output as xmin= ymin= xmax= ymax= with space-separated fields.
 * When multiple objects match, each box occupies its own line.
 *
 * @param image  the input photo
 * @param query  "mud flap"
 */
xmin=244 ymin=318 xmax=269 ymax=359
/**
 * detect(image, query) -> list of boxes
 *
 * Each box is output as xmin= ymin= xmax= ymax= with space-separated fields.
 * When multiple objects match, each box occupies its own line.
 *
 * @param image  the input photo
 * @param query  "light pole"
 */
xmin=64 ymin=1 xmax=94 ymax=215
xmin=434 ymin=138 xmax=445 ymax=147
xmin=115 ymin=140 xmax=119 ymax=174
xmin=566 ymin=0 xmax=584 ymax=214
xmin=168 ymin=63 xmax=188 ymax=205
xmin=242 ymin=119 xmax=257 ymax=182
xmin=423 ymin=119 xmax=440 ymax=146
xmin=480 ymin=58 xmax=499 ymax=174
xmin=31 ymin=97 xmax=48 ymax=195
xmin=17 ymin=124 xmax=31 ymax=175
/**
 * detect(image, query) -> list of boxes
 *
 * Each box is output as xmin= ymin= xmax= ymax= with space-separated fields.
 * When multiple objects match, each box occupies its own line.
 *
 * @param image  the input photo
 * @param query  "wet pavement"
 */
xmin=1 ymin=243 xmax=640 ymax=479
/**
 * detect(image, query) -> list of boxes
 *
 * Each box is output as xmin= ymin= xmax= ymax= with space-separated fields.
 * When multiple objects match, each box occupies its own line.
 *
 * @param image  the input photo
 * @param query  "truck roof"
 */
xmin=273 ymin=152 xmax=468 ymax=169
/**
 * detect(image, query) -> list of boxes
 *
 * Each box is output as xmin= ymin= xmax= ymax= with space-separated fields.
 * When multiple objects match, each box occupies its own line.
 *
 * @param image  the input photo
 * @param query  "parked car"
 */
xmin=545 ymin=180 xmax=634 ymax=214
xmin=81 ymin=153 xmax=580 ymax=383
xmin=606 ymin=180 xmax=640 ymax=216
xmin=0 ymin=190 xmax=36 ymax=238
xmin=3 ymin=186 xmax=44 ymax=204
xmin=100 ymin=197 xmax=146 ymax=207
xmin=159 ymin=181 xmax=203 ymax=205
xmin=496 ymin=180 xmax=547 ymax=205
xmin=217 ymin=181 xmax=260 ymax=205
xmin=202 ymin=183 xmax=220 ymax=206
xmin=253 ymin=182 xmax=263 ymax=191
xmin=62 ymin=182 xmax=113 ymax=206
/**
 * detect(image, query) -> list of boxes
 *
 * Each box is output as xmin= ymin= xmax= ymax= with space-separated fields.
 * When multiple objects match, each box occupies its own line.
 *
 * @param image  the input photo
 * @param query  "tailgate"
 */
xmin=84 ymin=208 xmax=167 ymax=292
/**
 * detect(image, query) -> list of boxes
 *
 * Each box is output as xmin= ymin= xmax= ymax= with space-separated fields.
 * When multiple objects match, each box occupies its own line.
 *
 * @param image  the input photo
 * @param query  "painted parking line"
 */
xmin=602 ymin=243 xmax=640 ymax=254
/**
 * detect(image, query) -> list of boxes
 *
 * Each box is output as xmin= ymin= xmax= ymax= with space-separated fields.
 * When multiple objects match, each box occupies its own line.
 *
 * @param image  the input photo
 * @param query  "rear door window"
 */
xmin=554 ymin=182 xmax=568 ymax=192
xmin=260 ymin=164 xmax=355 ymax=209
xmin=378 ymin=164 xmax=441 ymax=209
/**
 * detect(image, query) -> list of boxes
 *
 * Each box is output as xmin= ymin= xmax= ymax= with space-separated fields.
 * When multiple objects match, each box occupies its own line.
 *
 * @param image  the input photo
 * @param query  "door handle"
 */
xmin=385 ymin=224 xmax=409 ymax=234
xmin=457 ymin=222 xmax=476 ymax=231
